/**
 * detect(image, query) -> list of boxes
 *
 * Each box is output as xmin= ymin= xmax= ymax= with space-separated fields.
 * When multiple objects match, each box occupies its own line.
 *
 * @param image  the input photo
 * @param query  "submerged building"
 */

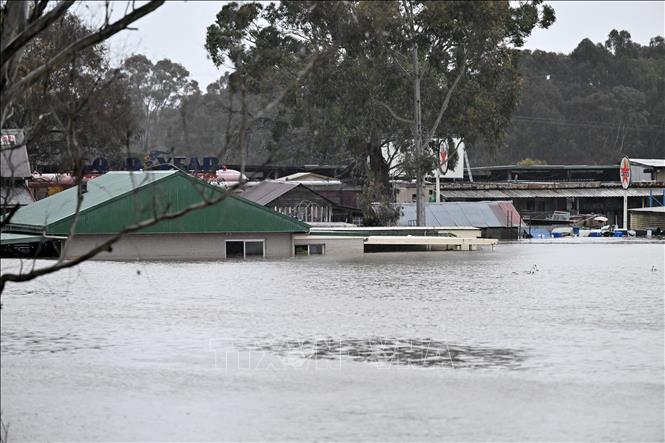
xmin=2 ymin=171 xmax=309 ymax=260
xmin=397 ymin=201 xmax=523 ymax=239
xmin=241 ymin=180 xmax=362 ymax=224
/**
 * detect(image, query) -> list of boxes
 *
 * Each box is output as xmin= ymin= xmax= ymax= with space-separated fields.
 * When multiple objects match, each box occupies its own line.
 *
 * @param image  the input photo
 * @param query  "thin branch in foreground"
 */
xmin=1 ymin=1 xmax=76 ymax=68
xmin=0 ymin=179 xmax=237 ymax=293
xmin=425 ymin=58 xmax=466 ymax=143
xmin=373 ymin=99 xmax=414 ymax=125
xmin=1 ymin=0 xmax=165 ymax=110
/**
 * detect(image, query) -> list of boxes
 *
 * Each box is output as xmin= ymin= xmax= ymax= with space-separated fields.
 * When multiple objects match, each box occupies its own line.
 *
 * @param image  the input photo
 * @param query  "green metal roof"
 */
xmin=1 ymin=232 xmax=44 ymax=245
xmin=5 ymin=171 xmax=309 ymax=235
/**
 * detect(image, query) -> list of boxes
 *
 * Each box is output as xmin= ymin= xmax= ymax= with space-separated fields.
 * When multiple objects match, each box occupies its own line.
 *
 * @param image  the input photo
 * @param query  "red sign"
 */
xmin=620 ymin=157 xmax=631 ymax=189
xmin=439 ymin=147 xmax=449 ymax=174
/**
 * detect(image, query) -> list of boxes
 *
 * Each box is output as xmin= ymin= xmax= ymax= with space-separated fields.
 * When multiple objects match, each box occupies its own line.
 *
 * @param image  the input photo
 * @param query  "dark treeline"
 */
xmin=470 ymin=30 xmax=665 ymax=166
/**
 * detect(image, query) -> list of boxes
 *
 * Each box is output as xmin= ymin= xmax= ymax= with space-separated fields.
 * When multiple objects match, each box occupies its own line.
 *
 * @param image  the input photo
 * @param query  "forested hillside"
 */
xmin=469 ymin=30 xmax=664 ymax=166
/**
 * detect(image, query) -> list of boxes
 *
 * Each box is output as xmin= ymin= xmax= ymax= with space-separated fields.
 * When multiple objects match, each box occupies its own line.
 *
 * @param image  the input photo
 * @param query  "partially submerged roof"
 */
xmin=241 ymin=181 xmax=299 ymax=205
xmin=1 ymin=129 xmax=31 ymax=179
xmin=4 ymin=171 xmax=309 ymax=235
xmin=398 ymin=201 xmax=523 ymax=228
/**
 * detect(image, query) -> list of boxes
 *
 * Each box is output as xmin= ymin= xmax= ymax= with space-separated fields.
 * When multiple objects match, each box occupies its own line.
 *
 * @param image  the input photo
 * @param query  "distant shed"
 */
xmin=241 ymin=180 xmax=361 ymax=224
xmin=629 ymin=206 xmax=665 ymax=231
xmin=3 ymin=171 xmax=309 ymax=260
xmin=397 ymin=201 xmax=523 ymax=239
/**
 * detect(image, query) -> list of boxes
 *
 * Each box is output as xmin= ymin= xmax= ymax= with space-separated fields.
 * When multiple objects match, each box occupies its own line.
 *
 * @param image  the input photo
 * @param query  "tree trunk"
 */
xmin=366 ymin=139 xmax=390 ymax=190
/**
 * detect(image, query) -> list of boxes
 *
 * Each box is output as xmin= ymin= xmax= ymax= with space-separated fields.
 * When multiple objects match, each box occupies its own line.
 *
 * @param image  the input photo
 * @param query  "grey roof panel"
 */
xmin=398 ymin=201 xmax=520 ymax=228
xmin=441 ymin=188 xmax=663 ymax=198
xmin=241 ymin=181 xmax=300 ymax=205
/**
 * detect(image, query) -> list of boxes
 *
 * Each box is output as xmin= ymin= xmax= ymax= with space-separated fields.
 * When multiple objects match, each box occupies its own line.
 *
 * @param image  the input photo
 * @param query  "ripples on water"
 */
xmin=1 ymin=243 xmax=663 ymax=441
xmin=248 ymin=338 xmax=526 ymax=369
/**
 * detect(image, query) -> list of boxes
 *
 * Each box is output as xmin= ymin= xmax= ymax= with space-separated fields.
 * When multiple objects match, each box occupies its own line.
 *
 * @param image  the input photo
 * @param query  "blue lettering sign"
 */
xmin=173 ymin=157 xmax=187 ymax=170
xmin=125 ymin=157 xmax=142 ymax=171
xmin=202 ymin=157 xmax=219 ymax=172
xmin=187 ymin=157 xmax=202 ymax=171
xmin=91 ymin=157 xmax=109 ymax=172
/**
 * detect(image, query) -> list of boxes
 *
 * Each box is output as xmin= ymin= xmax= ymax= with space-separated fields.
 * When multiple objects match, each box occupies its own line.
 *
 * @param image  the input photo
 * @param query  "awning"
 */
xmin=1 ymin=232 xmax=46 ymax=245
xmin=441 ymin=187 xmax=663 ymax=199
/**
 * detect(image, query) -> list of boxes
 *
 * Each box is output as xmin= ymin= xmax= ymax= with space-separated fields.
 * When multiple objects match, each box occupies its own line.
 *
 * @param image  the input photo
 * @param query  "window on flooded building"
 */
xmin=225 ymin=240 xmax=265 ymax=258
xmin=294 ymin=244 xmax=325 ymax=256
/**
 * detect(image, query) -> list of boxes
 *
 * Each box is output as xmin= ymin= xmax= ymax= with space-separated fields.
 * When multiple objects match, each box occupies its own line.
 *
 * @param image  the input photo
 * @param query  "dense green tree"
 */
xmin=470 ymin=30 xmax=665 ymax=166
xmin=122 ymin=55 xmax=198 ymax=152
xmin=205 ymin=0 xmax=554 ymax=223
xmin=4 ymin=13 xmax=137 ymax=170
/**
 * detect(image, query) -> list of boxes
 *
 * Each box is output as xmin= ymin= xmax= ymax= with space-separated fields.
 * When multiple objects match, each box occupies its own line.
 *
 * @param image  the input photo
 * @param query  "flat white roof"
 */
xmin=629 ymin=206 xmax=665 ymax=213
xmin=631 ymin=159 xmax=665 ymax=168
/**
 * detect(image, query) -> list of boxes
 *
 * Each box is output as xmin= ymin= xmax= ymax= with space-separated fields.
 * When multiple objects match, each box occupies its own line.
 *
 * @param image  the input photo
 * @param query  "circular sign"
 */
xmin=620 ymin=157 xmax=631 ymax=189
xmin=439 ymin=146 xmax=449 ymax=174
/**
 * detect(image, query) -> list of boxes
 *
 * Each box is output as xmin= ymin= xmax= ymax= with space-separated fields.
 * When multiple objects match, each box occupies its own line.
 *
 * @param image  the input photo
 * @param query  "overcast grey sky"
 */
xmin=103 ymin=1 xmax=665 ymax=89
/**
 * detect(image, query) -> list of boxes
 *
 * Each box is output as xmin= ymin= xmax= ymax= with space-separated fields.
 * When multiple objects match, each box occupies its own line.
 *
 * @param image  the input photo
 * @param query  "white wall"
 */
xmin=64 ymin=232 xmax=295 ymax=260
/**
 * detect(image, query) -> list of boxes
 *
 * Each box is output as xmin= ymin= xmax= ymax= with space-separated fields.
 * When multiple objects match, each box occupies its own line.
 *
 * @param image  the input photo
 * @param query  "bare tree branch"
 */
xmin=425 ymin=58 xmax=466 ymax=143
xmin=1 ymin=0 xmax=165 ymax=111
xmin=374 ymin=99 xmax=414 ymax=124
xmin=1 ymin=1 xmax=76 ymax=68
xmin=28 ymin=0 xmax=52 ymax=24
xmin=0 ymin=183 xmax=234 ymax=292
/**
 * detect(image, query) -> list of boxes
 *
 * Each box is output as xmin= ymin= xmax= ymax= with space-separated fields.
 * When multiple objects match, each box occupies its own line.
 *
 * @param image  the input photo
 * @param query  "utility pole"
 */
xmin=414 ymin=44 xmax=425 ymax=226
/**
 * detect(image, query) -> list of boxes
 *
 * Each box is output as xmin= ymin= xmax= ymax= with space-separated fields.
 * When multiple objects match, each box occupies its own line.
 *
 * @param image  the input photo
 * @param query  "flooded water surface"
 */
xmin=1 ymin=243 xmax=664 ymax=441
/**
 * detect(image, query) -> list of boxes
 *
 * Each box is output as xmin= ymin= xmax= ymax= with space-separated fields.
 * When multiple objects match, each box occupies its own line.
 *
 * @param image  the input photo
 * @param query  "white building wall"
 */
xmin=64 ymin=232 xmax=295 ymax=260
xmin=293 ymin=235 xmax=365 ymax=256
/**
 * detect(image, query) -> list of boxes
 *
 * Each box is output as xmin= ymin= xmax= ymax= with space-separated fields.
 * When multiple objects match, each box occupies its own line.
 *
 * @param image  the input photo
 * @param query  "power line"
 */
xmin=511 ymin=115 xmax=664 ymax=133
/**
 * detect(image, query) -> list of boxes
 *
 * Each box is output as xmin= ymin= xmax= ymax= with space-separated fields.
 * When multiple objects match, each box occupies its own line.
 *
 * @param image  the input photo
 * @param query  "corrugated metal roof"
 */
xmin=397 ymin=202 xmax=522 ymax=228
xmin=5 ymin=171 xmax=309 ymax=235
xmin=630 ymin=159 xmax=665 ymax=168
xmin=0 ymin=232 xmax=43 ymax=245
xmin=241 ymin=181 xmax=299 ymax=205
xmin=8 ymin=171 xmax=176 ymax=229
xmin=1 ymin=129 xmax=31 ymax=178
xmin=629 ymin=206 xmax=665 ymax=213
xmin=441 ymin=188 xmax=662 ymax=199
xmin=278 ymin=172 xmax=335 ymax=181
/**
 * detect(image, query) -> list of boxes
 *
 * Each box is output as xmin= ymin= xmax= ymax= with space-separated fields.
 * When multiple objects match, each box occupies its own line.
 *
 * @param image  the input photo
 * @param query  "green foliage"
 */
xmin=470 ymin=29 xmax=664 ymax=166
xmin=203 ymin=1 xmax=554 ymax=220
xmin=4 ymin=14 xmax=137 ymax=170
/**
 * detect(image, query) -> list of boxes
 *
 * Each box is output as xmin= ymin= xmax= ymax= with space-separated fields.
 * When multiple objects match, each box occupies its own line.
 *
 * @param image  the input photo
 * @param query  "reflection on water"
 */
xmin=1 ymin=329 xmax=109 ymax=355
xmin=249 ymin=338 xmax=525 ymax=369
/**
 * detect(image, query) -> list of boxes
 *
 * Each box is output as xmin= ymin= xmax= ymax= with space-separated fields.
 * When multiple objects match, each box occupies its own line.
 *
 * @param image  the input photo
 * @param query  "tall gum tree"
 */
xmin=205 ymin=0 xmax=554 ymax=224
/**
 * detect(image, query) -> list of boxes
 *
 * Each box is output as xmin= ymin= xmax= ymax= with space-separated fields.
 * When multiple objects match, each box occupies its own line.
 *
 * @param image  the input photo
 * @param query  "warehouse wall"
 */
xmin=629 ymin=212 xmax=665 ymax=230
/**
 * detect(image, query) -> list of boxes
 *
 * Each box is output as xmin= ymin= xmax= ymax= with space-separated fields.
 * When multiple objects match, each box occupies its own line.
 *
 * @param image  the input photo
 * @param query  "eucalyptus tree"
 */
xmin=122 ymin=55 xmax=198 ymax=152
xmin=3 ymin=13 xmax=137 ymax=170
xmin=206 ymin=1 xmax=554 ymax=224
